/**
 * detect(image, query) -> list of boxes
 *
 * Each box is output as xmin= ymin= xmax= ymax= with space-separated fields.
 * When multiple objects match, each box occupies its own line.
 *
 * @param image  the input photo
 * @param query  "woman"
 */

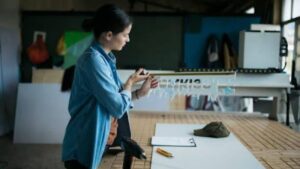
xmin=62 ymin=4 xmax=157 ymax=169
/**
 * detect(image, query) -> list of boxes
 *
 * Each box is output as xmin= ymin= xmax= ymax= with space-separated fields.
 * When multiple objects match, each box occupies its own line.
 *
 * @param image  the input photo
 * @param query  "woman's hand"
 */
xmin=124 ymin=68 xmax=149 ymax=91
xmin=136 ymin=75 xmax=158 ymax=98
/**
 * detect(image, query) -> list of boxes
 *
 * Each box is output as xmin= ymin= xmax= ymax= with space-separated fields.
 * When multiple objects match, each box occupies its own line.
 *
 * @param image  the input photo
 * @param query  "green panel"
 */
xmin=63 ymin=31 xmax=92 ymax=68
xmin=116 ymin=15 xmax=183 ymax=70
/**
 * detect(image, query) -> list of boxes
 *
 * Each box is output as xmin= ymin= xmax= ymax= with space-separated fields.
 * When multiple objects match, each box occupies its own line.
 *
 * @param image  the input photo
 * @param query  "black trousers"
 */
xmin=113 ymin=113 xmax=133 ymax=169
xmin=122 ymin=152 xmax=133 ymax=169
xmin=64 ymin=160 xmax=88 ymax=169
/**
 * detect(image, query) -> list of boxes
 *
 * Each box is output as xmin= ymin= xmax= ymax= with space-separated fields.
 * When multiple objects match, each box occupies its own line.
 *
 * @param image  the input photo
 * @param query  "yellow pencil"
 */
xmin=156 ymin=148 xmax=173 ymax=158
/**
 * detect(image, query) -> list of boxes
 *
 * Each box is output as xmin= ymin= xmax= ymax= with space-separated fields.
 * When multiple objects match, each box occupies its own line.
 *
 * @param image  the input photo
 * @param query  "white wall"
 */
xmin=0 ymin=0 xmax=20 ymax=135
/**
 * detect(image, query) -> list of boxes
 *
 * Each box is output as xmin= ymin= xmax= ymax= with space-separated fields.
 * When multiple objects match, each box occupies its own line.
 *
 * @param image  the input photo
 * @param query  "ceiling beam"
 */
xmin=132 ymin=0 xmax=209 ymax=13
xmin=217 ymin=0 xmax=254 ymax=14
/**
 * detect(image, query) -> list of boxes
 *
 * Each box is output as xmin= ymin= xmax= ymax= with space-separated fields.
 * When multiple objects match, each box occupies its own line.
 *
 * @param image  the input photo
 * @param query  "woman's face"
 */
xmin=110 ymin=24 xmax=132 ymax=51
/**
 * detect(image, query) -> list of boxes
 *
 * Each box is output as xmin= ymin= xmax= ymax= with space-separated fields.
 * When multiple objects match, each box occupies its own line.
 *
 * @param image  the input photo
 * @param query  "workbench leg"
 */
xmin=270 ymin=92 xmax=286 ymax=122
xmin=269 ymin=97 xmax=279 ymax=121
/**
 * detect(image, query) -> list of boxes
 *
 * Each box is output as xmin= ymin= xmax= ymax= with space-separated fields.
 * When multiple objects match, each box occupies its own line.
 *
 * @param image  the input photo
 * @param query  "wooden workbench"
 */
xmin=100 ymin=111 xmax=300 ymax=169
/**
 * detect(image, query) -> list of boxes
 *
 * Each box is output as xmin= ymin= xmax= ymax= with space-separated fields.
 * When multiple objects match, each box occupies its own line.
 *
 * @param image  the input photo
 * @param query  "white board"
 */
xmin=151 ymin=124 xmax=265 ymax=169
xmin=14 ymin=84 xmax=70 ymax=143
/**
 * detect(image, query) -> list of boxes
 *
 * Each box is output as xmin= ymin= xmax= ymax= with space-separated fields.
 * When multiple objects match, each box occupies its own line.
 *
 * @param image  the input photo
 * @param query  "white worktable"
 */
xmin=120 ymin=70 xmax=293 ymax=121
xmin=151 ymin=123 xmax=265 ymax=169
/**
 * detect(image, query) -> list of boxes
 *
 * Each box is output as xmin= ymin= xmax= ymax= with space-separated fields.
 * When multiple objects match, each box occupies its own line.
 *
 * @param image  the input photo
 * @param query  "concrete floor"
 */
xmin=0 ymin=133 xmax=64 ymax=169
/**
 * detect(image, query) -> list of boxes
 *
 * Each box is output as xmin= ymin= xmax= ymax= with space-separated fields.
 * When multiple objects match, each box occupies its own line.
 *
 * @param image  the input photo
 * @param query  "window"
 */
xmin=282 ymin=0 xmax=300 ymax=21
xmin=282 ymin=0 xmax=292 ymax=21
xmin=282 ymin=22 xmax=295 ymax=74
xmin=281 ymin=0 xmax=300 ymax=76
xmin=293 ymin=0 xmax=300 ymax=18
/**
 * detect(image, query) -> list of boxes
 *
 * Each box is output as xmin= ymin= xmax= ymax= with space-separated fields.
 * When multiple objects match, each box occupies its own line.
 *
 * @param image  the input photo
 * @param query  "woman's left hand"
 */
xmin=137 ymin=76 xmax=158 ymax=98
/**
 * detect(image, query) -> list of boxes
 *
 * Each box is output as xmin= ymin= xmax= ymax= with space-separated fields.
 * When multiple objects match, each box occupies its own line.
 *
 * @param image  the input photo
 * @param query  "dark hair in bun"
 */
xmin=81 ymin=18 xmax=94 ymax=32
xmin=82 ymin=4 xmax=132 ymax=39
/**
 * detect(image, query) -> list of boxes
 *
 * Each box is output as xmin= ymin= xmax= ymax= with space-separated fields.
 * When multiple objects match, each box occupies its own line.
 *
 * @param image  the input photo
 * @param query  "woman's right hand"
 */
xmin=124 ymin=68 xmax=149 ymax=90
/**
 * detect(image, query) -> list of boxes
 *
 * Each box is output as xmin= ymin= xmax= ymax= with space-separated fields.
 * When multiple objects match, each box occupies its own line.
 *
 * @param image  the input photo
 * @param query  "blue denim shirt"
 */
xmin=62 ymin=41 xmax=132 ymax=169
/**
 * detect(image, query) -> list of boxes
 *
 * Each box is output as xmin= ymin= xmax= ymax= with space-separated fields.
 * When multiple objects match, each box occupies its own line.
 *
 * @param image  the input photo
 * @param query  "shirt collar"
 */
xmin=91 ymin=40 xmax=116 ymax=64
